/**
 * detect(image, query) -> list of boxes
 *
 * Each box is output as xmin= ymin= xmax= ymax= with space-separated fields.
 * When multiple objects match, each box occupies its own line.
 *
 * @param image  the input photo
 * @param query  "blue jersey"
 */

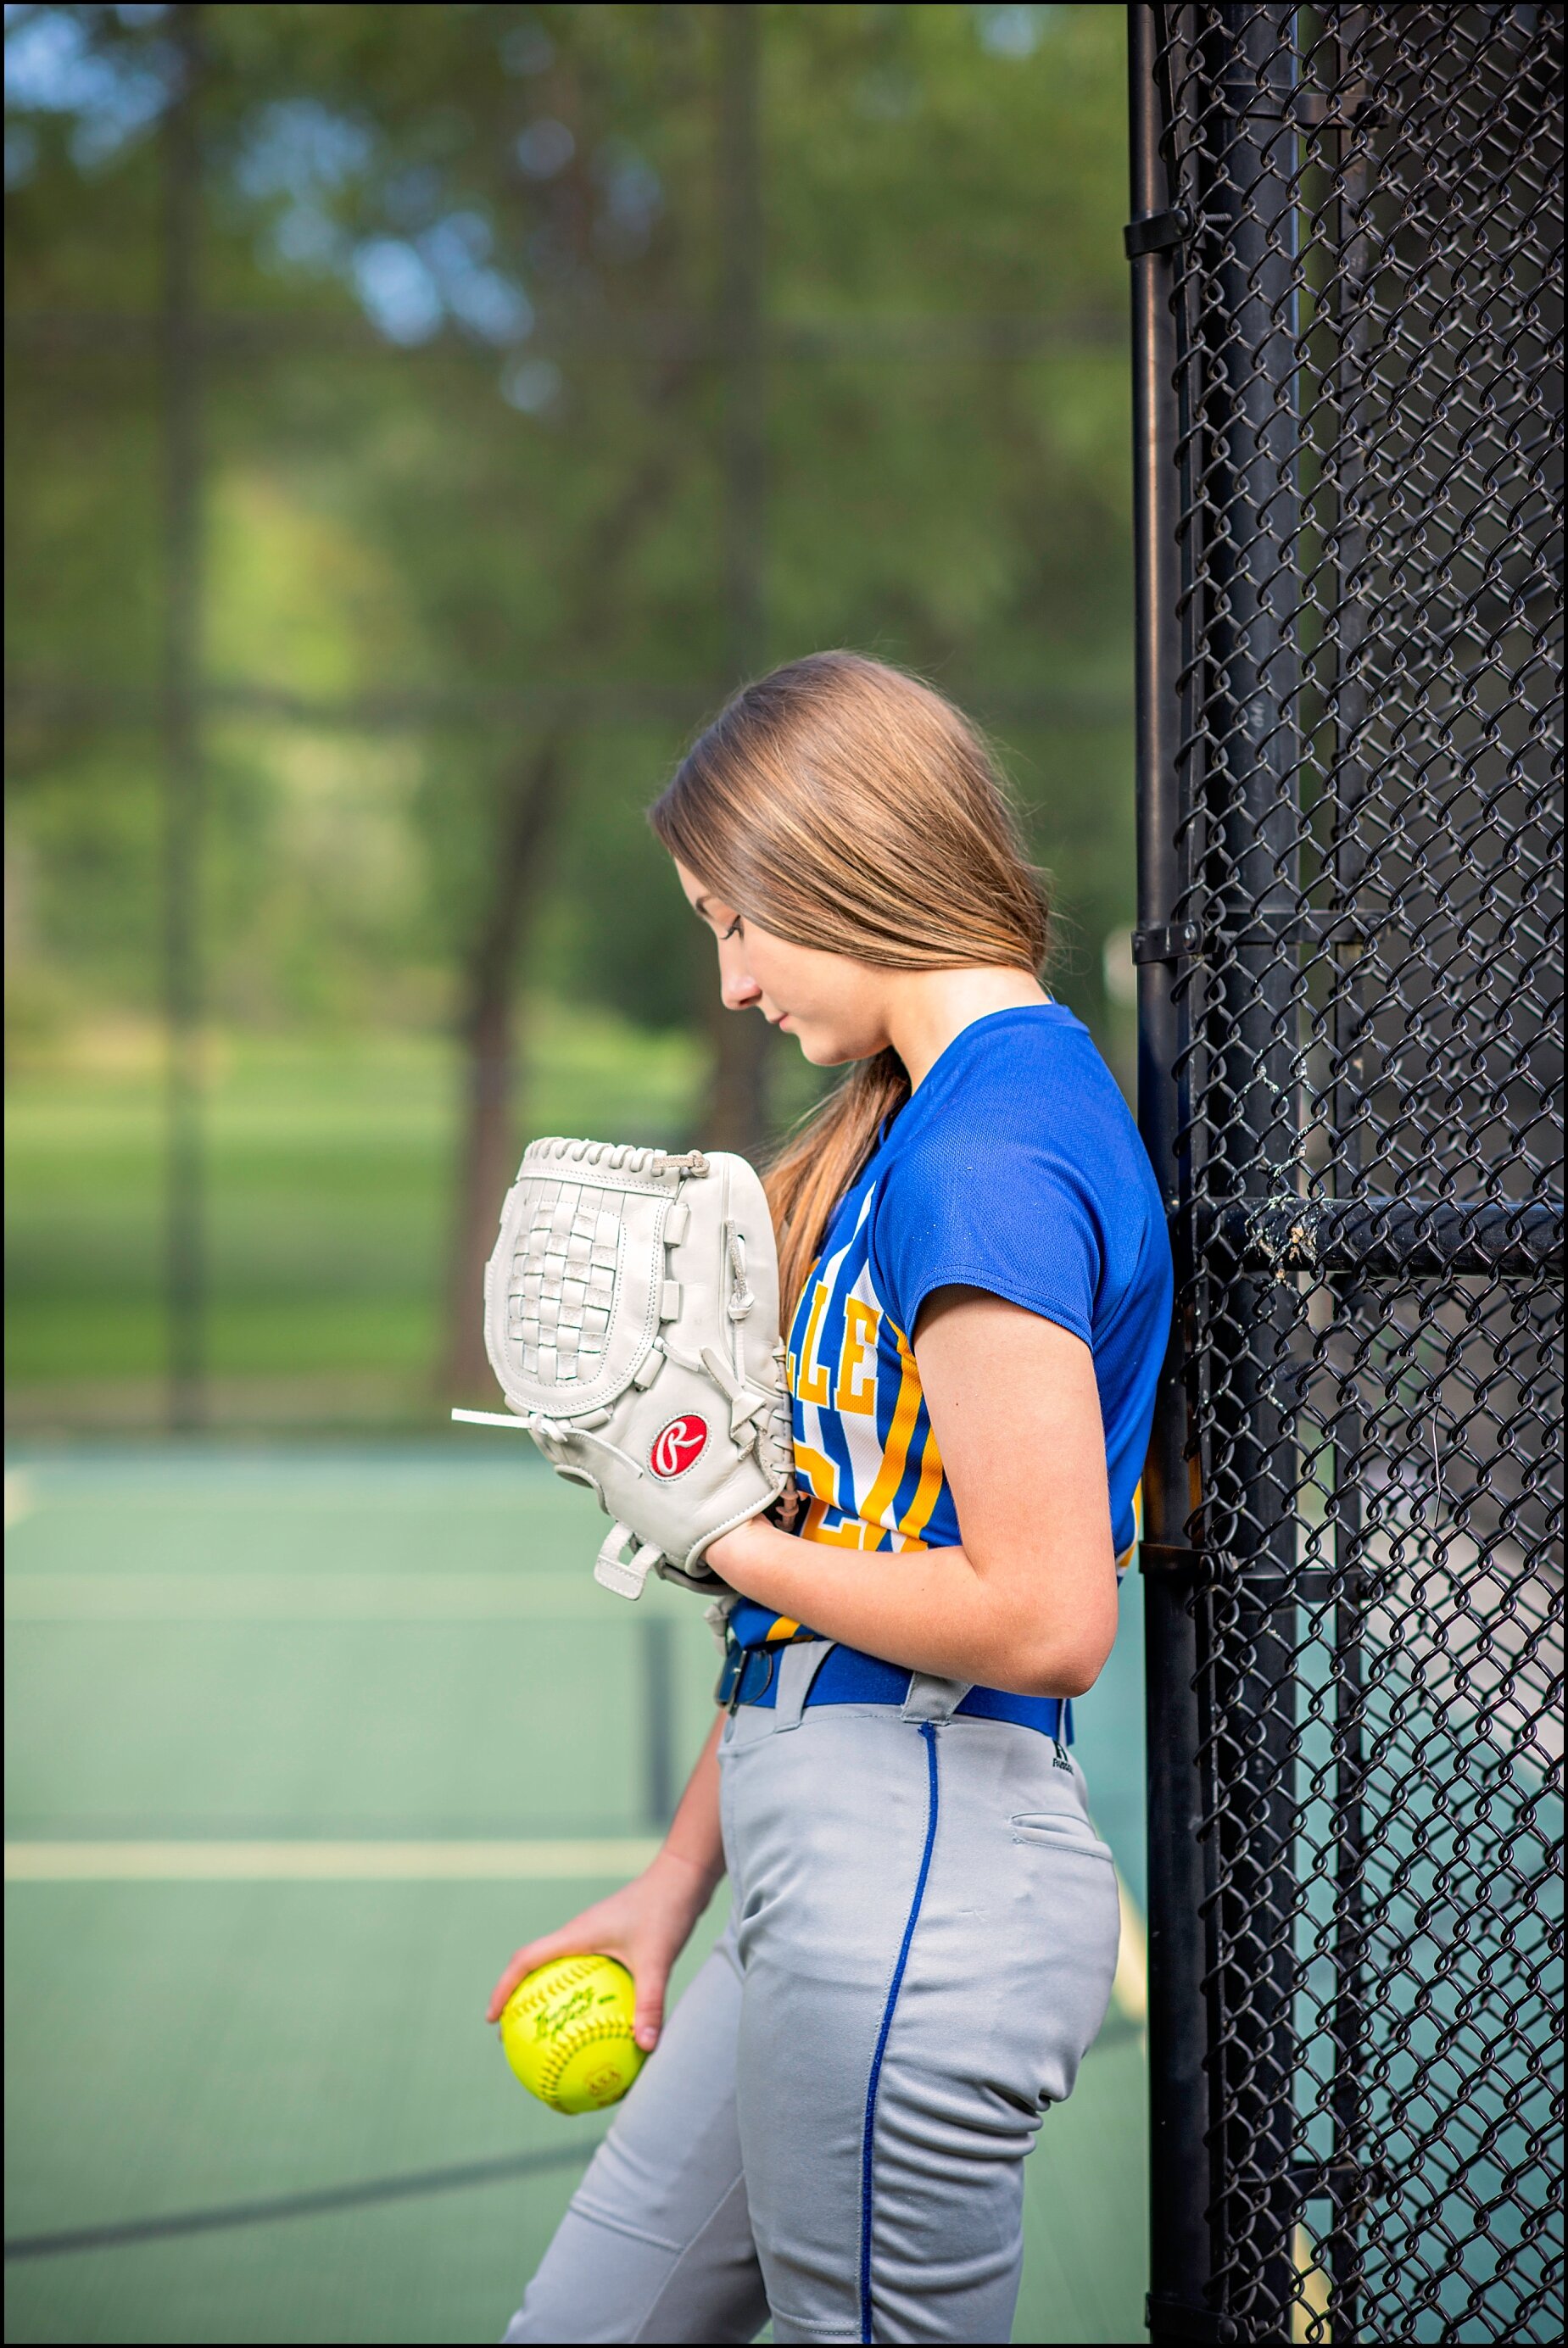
xmin=731 ymin=1005 xmax=1173 ymax=1665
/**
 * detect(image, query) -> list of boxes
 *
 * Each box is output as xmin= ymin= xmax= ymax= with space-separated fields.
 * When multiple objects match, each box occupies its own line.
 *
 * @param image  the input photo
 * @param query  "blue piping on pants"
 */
xmin=857 ymin=1719 xmax=940 ymax=2345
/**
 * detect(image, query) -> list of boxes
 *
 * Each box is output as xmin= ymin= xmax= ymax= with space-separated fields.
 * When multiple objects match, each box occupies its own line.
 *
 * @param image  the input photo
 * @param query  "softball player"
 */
xmin=491 ymin=652 xmax=1173 ymax=2345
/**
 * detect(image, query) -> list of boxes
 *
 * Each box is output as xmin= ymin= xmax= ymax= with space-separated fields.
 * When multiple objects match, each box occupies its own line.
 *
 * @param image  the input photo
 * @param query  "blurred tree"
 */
xmin=6 ymin=2 xmax=1133 ymax=1410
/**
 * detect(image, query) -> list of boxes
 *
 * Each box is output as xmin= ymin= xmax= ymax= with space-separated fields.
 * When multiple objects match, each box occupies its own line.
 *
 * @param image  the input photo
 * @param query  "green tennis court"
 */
xmin=5 ymin=1449 xmax=1149 ymax=2345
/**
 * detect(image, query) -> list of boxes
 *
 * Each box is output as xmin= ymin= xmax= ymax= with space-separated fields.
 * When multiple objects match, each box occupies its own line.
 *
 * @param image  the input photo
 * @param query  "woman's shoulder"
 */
xmin=863 ymin=1005 xmax=1165 ymax=1341
xmin=887 ymin=1005 xmax=1146 ymax=1188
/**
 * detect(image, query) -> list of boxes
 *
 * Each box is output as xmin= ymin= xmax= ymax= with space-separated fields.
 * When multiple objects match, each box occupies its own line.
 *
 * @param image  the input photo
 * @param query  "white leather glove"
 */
xmin=453 ymin=1137 xmax=795 ymax=1599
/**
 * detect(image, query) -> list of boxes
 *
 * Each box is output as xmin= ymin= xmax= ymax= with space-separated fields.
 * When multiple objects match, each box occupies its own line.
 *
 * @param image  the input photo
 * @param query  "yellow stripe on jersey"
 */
xmin=859 ymin=1327 xmax=925 ymax=1532
xmin=903 ymin=1414 xmax=946 ymax=1542
xmin=1116 ymin=1477 xmax=1144 ymax=1575
xmin=884 ymin=1320 xmax=946 ymax=1542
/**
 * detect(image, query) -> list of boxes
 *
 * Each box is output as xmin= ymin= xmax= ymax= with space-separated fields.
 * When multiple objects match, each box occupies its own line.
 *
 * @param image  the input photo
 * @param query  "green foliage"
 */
xmin=5 ymin=3 xmax=1137 ymax=1411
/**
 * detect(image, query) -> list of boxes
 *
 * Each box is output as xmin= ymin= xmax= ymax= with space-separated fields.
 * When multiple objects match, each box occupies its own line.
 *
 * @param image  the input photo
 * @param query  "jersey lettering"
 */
xmin=834 ymin=1298 xmax=879 ymax=1414
xmin=796 ymin=1280 xmax=834 ymax=1406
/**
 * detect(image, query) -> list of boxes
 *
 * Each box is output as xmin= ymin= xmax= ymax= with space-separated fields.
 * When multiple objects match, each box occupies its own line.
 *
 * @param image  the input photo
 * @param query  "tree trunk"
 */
xmin=438 ymin=287 xmax=698 ymax=1398
xmin=708 ymin=4 xmax=772 ymax=1163
xmin=705 ymin=996 xmax=773 ymax=1160
xmin=442 ymin=733 xmax=566 ymax=1401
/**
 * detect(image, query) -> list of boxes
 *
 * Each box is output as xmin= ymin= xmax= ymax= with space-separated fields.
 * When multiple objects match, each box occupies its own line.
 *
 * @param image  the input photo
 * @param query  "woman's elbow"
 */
xmin=1021 ymin=1642 xmax=1110 ymax=1701
xmin=975 ymin=1559 xmax=1119 ymax=1698
xmin=1007 ymin=1609 xmax=1118 ymax=1700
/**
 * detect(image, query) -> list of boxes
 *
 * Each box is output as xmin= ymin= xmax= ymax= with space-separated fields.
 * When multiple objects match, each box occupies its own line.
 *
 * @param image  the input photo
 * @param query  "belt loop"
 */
xmin=900 ymin=1670 xmax=972 ymax=1724
xmin=772 ymin=1639 xmax=835 ymax=1732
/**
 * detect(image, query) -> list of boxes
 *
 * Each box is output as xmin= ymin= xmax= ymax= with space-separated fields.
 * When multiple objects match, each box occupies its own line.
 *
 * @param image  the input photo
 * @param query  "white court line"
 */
xmin=4 ymin=1838 xmax=663 ymax=1882
xmin=6 ymin=1840 xmax=1152 ymax=2031
xmin=0 ymin=1481 xmax=561 ymax=1517
xmin=3 ymin=1574 xmax=677 ymax=1620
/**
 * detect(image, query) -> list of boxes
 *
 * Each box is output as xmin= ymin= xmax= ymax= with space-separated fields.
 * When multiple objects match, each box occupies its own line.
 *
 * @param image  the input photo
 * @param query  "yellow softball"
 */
xmin=499 ymin=1953 xmax=646 ymax=2116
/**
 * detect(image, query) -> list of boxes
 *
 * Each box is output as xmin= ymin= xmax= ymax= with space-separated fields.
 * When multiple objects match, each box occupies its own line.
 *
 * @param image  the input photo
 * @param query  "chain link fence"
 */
xmin=1130 ymin=6 xmax=1562 ymax=2341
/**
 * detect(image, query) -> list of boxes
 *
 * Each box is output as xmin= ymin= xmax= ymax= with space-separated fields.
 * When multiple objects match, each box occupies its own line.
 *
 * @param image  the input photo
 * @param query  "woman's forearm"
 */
xmin=656 ymin=1710 xmax=727 ymax=1893
xmin=706 ymin=1514 xmax=1111 ymax=1698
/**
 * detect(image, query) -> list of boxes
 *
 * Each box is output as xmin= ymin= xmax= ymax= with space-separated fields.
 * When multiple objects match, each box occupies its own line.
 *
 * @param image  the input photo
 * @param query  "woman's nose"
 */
xmin=717 ymin=940 xmax=762 ymax=1010
xmin=721 ymin=965 xmax=762 ymax=1010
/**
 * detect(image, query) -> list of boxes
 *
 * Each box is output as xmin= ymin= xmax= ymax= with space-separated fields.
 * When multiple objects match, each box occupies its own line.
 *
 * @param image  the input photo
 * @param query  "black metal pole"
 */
xmin=1320 ymin=14 xmax=1374 ymax=2331
xmin=1203 ymin=8 xmax=1303 ymax=2338
xmin=161 ymin=3 xmax=206 ymax=1433
xmin=1130 ymin=10 xmax=1219 ymax=2344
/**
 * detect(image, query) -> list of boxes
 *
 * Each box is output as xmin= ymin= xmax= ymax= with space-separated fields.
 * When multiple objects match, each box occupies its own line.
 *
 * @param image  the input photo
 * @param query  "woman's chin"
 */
xmin=796 ymin=1034 xmax=875 ymax=1068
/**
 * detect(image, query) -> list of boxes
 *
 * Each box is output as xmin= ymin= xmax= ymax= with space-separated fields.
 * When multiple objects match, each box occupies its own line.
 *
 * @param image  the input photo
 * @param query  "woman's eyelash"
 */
xmin=723 ymin=917 xmax=743 ymax=940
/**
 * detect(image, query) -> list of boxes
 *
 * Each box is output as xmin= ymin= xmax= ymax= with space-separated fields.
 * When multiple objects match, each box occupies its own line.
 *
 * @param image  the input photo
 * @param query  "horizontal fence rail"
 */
xmin=1197 ymin=1198 xmax=1565 ymax=1279
xmin=1130 ymin=5 xmax=1563 ymax=2345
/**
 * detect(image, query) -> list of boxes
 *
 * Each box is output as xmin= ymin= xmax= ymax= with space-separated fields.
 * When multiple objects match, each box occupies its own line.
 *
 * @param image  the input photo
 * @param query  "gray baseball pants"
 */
xmin=503 ymin=1646 xmax=1121 ymax=2345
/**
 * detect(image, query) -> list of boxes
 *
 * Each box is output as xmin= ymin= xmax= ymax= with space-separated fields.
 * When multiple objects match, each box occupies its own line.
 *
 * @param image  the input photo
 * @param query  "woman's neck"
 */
xmin=883 ymin=967 xmax=1051 ymax=1090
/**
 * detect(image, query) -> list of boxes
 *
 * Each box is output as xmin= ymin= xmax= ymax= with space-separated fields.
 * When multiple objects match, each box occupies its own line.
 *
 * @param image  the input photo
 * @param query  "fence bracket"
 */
xmin=1137 ymin=1542 xmax=1214 ymax=1578
xmin=1292 ymin=2156 xmax=1392 ymax=2209
xmin=1124 ymin=207 xmax=1190 ymax=258
xmin=1145 ymin=2294 xmax=1240 ymax=2345
xmin=1133 ymin=919 xmax=1203 ymax=965
xmin=1198 ymin=1196 xmax=1564 ymax=1279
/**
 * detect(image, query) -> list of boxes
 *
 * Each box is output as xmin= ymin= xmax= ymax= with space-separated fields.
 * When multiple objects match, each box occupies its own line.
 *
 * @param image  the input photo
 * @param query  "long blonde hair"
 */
xmin=649 ymin=652 xmax=1049 ymax=1316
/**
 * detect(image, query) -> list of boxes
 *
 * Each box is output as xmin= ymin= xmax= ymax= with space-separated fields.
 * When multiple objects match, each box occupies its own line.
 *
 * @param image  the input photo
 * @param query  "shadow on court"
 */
xmin=4 ymin=1450 xmax=1149 ymax=2345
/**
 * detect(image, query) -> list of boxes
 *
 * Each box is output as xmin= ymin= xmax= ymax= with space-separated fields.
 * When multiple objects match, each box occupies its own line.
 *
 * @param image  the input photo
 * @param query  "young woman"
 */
xmin=491 ymin=652 xmax=1172 ymax=2346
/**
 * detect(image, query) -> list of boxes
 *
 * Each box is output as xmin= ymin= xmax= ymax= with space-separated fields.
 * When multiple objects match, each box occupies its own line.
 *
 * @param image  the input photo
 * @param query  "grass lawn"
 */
xmin=5 ymin=1012 xmax=702 ymax=1431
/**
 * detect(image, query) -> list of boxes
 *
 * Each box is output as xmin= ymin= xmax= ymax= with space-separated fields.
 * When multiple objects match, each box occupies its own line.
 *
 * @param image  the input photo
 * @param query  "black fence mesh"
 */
xmin=1139 ymin=7 xmax=1562 ymax=2342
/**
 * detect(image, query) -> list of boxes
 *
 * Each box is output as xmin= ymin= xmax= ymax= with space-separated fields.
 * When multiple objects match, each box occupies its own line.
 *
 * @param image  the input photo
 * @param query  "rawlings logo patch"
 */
xmin=650 ymin=1414 xmax=708 ymax=1479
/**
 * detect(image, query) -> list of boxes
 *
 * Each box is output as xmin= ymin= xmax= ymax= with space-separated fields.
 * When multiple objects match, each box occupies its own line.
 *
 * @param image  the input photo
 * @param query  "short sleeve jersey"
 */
xmin=730 ymin=1005 xmax=1174 ymax=1664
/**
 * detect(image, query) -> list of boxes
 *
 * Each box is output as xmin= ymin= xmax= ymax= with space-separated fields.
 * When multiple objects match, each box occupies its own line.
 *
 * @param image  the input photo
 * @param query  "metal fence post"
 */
xmin=1198 ymin=11 xmax=1304 ymax=2338
xmin=1129 ymin=11 xmax=1219 ymax=2341
xmin=1135 ymin=4 xmax=1562 ymax=2342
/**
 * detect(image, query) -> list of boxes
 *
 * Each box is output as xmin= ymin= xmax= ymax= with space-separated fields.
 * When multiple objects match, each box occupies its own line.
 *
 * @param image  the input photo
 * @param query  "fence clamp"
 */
xmin=1138 ymin=1542 xmax=1216 ymax=1581
xmin=1145 ymin=2294 xmax=1240 ymax=2344
xmin=1133 ymin=919 xmax=1203 ymax=967
xmin=1124 ymin=207 xmax=1190 ymax=259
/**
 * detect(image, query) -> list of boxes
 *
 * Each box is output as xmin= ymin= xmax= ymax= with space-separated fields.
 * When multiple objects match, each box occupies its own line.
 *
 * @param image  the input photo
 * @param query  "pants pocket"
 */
xmin=1009 ymin=1810 xmax=1116 ymax=1864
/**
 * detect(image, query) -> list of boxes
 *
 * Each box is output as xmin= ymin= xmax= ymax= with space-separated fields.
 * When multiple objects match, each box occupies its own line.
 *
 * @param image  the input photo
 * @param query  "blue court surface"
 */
xmin=4 ymin=1448 xmax=1148 ymax=2345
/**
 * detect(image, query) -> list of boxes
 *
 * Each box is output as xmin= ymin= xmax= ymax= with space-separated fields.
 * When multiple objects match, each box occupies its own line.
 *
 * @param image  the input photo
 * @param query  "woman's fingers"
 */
xmin=631 ymin=1955 xmax=669 ymax=2053
xmin=485 ymin=1923 xmax=610 ymax=2023
xmin=482 ymin=1863 xmax=709 ymax=2036
xmin=485 ymin=1947 xmax=540 ymax=2023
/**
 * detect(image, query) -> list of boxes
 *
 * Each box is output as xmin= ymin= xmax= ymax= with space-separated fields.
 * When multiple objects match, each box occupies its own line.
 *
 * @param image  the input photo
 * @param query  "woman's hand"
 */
xmin=485 ymin=1847 xmax=717 ymax=2052
xmin=486 ymin=1712 xmax=728 ymax=2052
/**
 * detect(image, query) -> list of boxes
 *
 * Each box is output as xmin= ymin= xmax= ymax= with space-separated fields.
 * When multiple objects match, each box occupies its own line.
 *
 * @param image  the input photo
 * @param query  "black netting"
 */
xmin=1141 ymin=7 xmax=1562 ymax=2343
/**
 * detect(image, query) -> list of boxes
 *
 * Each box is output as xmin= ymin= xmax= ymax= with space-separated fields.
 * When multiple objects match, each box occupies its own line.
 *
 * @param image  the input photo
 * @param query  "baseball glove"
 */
xmin=452 ymin=1137 xmax=795 ymax=1599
